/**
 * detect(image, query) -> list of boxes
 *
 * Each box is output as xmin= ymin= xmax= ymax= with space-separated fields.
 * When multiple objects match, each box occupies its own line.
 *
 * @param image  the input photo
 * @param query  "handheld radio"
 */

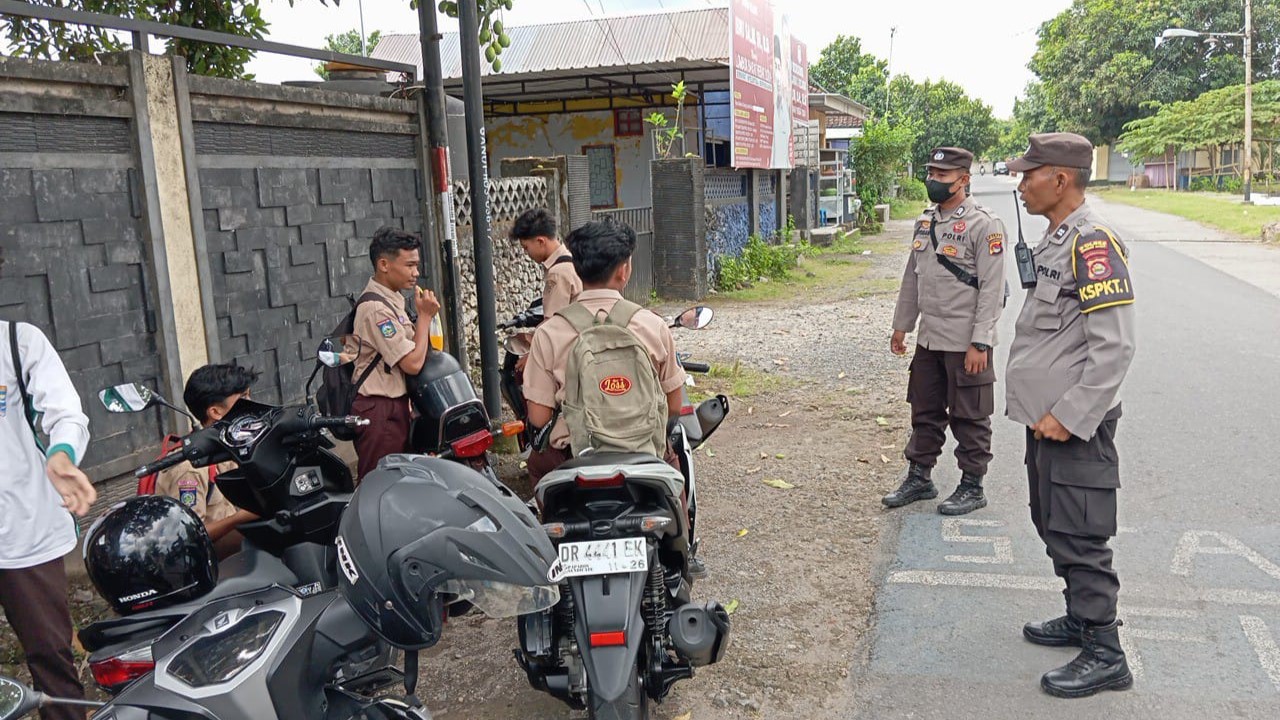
xmin=1012 ymin=191 xmax=1038 ymax=289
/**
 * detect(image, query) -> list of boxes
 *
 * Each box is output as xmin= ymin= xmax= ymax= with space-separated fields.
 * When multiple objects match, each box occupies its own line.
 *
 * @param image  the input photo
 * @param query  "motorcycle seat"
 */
xmin=556 ymin=452 xmax=667 ymax=470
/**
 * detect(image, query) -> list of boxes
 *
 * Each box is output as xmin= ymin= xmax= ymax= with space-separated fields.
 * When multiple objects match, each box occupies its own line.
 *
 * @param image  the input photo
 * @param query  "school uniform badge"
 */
xmin=377 ymin=320 xmax=397 ymax=339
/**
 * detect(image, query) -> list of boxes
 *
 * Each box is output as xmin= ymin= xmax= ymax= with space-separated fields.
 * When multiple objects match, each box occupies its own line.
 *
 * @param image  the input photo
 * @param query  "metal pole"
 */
xmin=358 ymin=0 xmax=368 ymax=55
xmin=417 ymin=1 xmax=468 ymax=363
xmin=1243 ymin=0 xmax=1253 ymax=203
xmin=885 ymin=26 xmax=896 ymax=117
xmin=458 ymin=0 xmax=502 ymax=417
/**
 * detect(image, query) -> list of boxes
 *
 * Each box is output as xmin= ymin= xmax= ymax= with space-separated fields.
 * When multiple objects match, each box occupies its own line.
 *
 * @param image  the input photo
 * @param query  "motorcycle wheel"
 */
xmin=587 ymin=659 xmax=648 ymax=720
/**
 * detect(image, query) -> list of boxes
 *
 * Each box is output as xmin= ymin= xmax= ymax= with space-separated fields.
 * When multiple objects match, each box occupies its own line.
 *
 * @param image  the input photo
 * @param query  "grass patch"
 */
xmin=689 ymin=359 xmax=793 ymax=403
xmin=1091 ymin=187 xmax=1280 ymax=239
xmin=715 ymin=253 xmax=870 ymax=303
xmin=890 ymin=199 xmax=927 ymax=221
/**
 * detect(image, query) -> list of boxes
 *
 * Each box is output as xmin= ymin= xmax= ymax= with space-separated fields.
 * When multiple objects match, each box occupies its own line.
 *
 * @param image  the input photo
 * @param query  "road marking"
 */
xmin=1240 ymin=616 xmax=1280 ymax=691
xmin=1171 ymin=531 xmax=1280 ymax=582
xmin=1126 ymin=606 xmax=1197 ymax=619
xmin=887 ymin=570 xmax=1280 ymax=607
xmin=941 ymin=519 xmax=1013 ymax=565
xmin=1126 ymin=628 xmax=1208 ymax=643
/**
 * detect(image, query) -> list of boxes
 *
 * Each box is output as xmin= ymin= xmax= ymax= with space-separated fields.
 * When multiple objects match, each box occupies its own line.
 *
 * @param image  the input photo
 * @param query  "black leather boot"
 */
xmin=1041 ymin=620 xmax=1133 ymax=698
xmin=1023 ymin=614 xmax=1084 ymax=647
xmin=882 ymin=463 xmax=937 ymax=508
xmin=937 ymin=471 xmax=987 ymax=515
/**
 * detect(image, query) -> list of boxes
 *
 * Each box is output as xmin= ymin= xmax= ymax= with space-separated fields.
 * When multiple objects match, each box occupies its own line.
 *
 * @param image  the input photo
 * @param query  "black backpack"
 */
xmin=317 ymin=292 xmax=399 ymax=441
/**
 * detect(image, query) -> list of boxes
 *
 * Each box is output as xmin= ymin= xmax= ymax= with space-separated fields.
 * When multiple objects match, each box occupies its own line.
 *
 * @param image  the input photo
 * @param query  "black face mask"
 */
xmin=925 ymin=178 xmax=958 ymax=204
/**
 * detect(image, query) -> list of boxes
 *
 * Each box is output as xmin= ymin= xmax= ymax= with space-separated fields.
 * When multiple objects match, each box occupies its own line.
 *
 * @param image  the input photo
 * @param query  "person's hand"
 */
xmin=515 ymin=354 xmax=529 ymax=373
xmin=46 ymin=452 xmax=96 ymax=516
xmin=964 ymin=345 xmax=989 ymax=375
xmin=891 ymin=331 xmax=908 ymax=356
xmin=1033 ymin=413 xmax=1071 ymax=442
xmin=415 ymin=287 xmax=440 ymax=318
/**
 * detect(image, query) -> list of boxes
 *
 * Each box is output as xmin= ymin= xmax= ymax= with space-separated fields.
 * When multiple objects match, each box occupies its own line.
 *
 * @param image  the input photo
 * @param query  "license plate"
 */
xmin=553 ymin=538 xmax=648 ymax=579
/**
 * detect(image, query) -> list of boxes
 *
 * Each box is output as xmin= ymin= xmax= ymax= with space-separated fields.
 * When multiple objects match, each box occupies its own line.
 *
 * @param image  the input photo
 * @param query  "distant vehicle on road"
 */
xmin=993 ymin=161 xmax=1010 ymax=176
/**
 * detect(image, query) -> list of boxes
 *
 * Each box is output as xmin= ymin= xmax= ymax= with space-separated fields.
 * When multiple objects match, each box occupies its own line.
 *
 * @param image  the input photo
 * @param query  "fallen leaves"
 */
xmin=875 ymin=416 xmax=889 ymax=427
xmin=736 ymin=528 xmax=749 ymax=537
xmin=724 ymin=599 xmax=740 ymax=614
xmin=763 ymin=478 xmax=795 ymax=490
xmin=880 ymin=454 xmax=891 ymax=464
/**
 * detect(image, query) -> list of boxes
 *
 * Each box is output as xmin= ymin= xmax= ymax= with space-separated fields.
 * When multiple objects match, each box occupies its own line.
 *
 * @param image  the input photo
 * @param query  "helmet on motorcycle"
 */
xmin=336 ymin=455 xmax=559 ymax=650
xmin=82 ymin=495 xmax=218 ymax=615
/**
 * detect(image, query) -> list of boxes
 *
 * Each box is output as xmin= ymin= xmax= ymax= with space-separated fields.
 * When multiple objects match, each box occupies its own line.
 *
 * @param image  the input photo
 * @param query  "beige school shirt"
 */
xmin=155 ymin=460 xmax=239 ymax=523
xmin=523 ymin=289 xmax=687 ymax=450
xmin=1006 ymin=201 xmax=1136 ymax=441
xmin=542 ymin=244 xmax=584 ymax=318
xmin=893 ymin=196 xmax=1008 ymax=351
xmin=353 ymin=279 xmax=416 ymax=399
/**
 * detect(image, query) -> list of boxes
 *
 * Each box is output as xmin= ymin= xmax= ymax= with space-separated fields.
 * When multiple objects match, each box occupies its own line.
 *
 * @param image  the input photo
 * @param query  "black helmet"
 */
xmin=83 ymin=495 xmax=218 ymax=615
xmin=336 ymin=455 xmax=559 ymax=650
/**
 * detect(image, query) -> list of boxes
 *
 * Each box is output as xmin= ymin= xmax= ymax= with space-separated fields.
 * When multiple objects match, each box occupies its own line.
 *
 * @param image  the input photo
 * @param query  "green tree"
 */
xmin=853 ymin=119 xmax=917 ymax=227
xmin=314 ymin=29 xmax=382 ymax=79
xmin=889 ymin=78 xmax=1000 ymax=177
xmin=811 ymin=35 xmax=888 ymax=116
xmin=1029 ymin=0 xmax=1280 ymax=144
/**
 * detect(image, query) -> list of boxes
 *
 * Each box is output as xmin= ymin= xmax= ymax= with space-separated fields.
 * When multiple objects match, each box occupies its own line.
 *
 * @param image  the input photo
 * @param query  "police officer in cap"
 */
xmin=1007 ymin=133 xmax=1136 ymax=698
xmin=885 ymin=147 xmax=1008 ymax=515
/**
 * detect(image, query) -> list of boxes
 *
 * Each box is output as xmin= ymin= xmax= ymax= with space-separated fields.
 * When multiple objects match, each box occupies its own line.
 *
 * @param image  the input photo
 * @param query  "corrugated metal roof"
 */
xmin=372 ymin=7 xmax=729 ymax=81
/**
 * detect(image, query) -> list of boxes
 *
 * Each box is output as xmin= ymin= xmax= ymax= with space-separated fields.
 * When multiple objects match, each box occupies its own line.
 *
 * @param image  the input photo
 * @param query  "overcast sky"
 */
xmin=246 ymin=0 xmax=1075 ymax=118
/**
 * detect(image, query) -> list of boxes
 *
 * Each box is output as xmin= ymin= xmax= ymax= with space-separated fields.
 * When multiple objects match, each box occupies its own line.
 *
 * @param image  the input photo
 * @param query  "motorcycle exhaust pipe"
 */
xmin=669 ymin=601 xmax=731 ymax=667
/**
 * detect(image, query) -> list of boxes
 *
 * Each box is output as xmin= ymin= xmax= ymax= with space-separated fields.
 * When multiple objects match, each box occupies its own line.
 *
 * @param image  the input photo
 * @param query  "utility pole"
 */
xmin=885 ymin=26 xmax=896 ymax=117
xmin=358 ymin=0 xmax=367 ymax=55
xmin=1243 ymin=0 xmax=1253 ymax=203
xmin=457 ymin=0 xmax=502 ymax=417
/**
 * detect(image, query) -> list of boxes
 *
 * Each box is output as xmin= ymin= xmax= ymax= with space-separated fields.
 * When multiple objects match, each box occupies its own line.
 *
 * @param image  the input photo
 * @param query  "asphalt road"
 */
xmin=847 ymin=175 xmax=1280 ymax=719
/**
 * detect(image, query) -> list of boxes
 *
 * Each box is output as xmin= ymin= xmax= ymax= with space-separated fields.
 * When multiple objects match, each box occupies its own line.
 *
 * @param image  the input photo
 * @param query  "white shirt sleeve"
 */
xmin=17 ymin=323 xmax=90 ymax=465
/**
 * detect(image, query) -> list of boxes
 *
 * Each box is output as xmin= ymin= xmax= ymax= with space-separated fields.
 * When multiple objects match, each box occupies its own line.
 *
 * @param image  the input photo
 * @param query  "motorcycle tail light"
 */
xmin=574 ymin=473 xmax=626 ymax=489
xmin=450 ymin=429 xmax=495 ymax=458
xmin=679 ymin=404 xmax=695 ymax=416
xmin=91 ymin=645 xmax=155 ymax=690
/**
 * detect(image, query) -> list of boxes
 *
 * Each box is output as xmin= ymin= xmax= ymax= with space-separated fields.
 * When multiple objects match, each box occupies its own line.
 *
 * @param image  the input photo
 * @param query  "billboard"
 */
xmin=729 ymin=0 xmax=809 ymax=169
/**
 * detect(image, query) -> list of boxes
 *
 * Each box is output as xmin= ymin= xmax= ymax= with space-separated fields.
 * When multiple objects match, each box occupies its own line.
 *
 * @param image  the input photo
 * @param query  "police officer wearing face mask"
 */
xmin=1006 ymin=133 xmax=1136 ymax=698
xmin=886 ymin=147 xmax=1009 ymax=515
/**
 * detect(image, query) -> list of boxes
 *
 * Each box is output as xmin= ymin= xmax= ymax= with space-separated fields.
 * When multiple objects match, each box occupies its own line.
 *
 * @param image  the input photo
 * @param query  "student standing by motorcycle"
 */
xmin=0 ymin=316 xmax=96 ymax=720
xmin=351 ymin=227 xmax=440 ymax=481
xmin=510 ymin=208 xmax=582 ymax=371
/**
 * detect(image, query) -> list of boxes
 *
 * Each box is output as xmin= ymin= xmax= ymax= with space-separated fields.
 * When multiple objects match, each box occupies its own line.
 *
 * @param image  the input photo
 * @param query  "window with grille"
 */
xmin=614 ymin=108 xmax=644 ymax=138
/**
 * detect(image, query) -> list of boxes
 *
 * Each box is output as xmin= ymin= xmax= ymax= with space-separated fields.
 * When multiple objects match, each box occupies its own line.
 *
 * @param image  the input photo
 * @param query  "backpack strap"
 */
xmin=552 ymin=255 xmax=575 ymax=266
xmin=604 ymin=299 xmax=643 ymax=329
xmin=556 ymin=303 xmax=598 ymax=335
xmin=8 ymin=322 xmax=42 ymax=452
xmin=353 ymin=291 xmax=401 ymax=381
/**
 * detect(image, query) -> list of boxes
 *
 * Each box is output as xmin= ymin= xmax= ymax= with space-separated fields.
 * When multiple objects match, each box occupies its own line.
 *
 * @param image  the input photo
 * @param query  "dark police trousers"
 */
xmin=904 ymin=345 xmax=995 ymax=475
xmin=1025 ymin=406 xmax=1122 ymax=625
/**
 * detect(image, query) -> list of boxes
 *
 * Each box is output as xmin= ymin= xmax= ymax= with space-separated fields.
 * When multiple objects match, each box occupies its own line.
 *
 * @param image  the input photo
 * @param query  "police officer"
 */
xmin=885 ymin=147 xmax=1008 ymax=515
xmin=1006 ymin=133 xmax=1136 ymax=698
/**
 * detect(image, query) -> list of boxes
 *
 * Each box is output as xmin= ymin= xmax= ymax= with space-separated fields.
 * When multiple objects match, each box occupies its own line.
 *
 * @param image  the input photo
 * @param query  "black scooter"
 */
xmin=514 ymin=306 xmax=732 ymax=720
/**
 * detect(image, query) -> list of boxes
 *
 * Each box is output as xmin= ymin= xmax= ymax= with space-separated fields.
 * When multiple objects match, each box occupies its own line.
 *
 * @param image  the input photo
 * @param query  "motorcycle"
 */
xmin=80 ymin=336 xmax=387 ymax=695
xmin=498 ymin=297 xmax=545 ymax=453
xmin=514 ymin=306 xmax=733 ymax=719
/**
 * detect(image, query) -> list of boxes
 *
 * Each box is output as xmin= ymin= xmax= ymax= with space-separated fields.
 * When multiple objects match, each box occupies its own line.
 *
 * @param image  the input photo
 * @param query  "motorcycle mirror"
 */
xmin=675 ymin=306 xmax=714 ymax=330
xmin=317 ymin=334 xmax=361 ymax=369
xmin=0 ymin=676 xmax=39 ymax=720
xmin=98 ymin=383 xmax=156 ymax=413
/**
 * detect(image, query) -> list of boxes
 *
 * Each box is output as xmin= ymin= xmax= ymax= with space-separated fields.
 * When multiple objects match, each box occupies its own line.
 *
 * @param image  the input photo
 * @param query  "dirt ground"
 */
xmin=1 ymin=222 xmax=919 ymax=720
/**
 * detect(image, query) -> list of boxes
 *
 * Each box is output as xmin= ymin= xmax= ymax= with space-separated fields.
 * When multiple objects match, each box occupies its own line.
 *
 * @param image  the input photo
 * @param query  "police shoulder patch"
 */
xmin=1072 ymin=227 xmax=1134 ymax=313
xmin=987 ymin=233 xmax=1004 ymax=255
xmin=377 ymin=319 xmax=397 ymax=339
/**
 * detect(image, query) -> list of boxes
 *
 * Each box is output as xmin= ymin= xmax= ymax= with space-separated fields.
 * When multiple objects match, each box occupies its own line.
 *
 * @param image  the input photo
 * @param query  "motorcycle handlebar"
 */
xmin=134 ymin=449 xmax=187 ymax=478
xmin=309 ymin=415 xmax=368 ymax=431
xmin=681 ymin=361 xmax=711 ymax=373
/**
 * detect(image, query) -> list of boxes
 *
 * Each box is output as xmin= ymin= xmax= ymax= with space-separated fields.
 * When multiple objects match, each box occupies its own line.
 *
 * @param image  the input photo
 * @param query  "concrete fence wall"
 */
xmin=0 ymin=53 xmax=546 ymax=507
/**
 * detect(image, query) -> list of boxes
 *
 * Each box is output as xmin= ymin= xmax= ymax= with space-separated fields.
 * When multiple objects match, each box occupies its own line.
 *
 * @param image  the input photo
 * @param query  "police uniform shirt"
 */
xmin=353 ymin=279 xmax=416 ymax=399
xmin=542 ymin=244 xmax=584 ymax=318
xmin=893 ymin=195 xmax=1009 ymax=351
xmin=1006 ymin=200 xmax=1136 ymax=440
xmin=523 ymin=289 xmax=687 ymax=450
xmin=154 ymin=460 xmax=239 ymax=523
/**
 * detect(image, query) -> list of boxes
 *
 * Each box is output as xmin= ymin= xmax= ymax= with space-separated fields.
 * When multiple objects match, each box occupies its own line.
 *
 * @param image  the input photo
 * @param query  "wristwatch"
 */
xmin=971 ymin=342 xmax=991 ymax=352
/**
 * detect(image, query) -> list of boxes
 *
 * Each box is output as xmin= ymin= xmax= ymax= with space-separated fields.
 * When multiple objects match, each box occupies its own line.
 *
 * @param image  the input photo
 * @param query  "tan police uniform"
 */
xmin=542 ymin=243 xmax=583 ymax=318
xmin=1006 ymin=134 xmax=1136 ymax=628
xmin=522 ymin=289 xmax=686 ymax=481
xmin=892 ymin=147 xmax=1008 ymax=481
xmin=154 ymin=460 xmax=239 ymax=523
xmin=351 ymin=278 xmax=416 ymax=481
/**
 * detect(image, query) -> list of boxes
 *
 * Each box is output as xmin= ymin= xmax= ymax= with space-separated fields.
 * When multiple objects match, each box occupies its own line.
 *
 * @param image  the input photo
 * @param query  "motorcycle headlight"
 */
xmin=167 ymin=611 xmax=284 ymax=688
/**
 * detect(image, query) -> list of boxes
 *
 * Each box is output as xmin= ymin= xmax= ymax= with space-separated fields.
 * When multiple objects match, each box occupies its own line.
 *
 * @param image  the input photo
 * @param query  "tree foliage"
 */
xmin=887 ymin=77 xmax=1000 ymax=177
xmin=1029 ymin=0 xmax=1280 ymax=144
xmin=314 ymin=28 xmax=381 ymax=79
xmin=811 ymin=35 xmax=888 ymax=114
xmin=852 ymin=119 xmax=916 ymax=227
xmin=1117 ymin=79 xmax=1280 ymax=166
